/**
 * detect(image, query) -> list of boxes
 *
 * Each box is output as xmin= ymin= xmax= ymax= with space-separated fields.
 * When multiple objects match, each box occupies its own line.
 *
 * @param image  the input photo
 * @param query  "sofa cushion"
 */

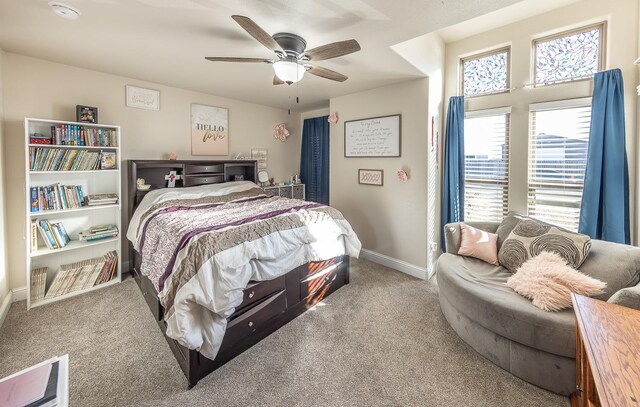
xmin=498 ymin=219 xmax=591 ymax=272
xmin=436 ymin=253 xmax=576 ymax=358
xmin=458 ymin=223 xmax=499 ymax=265
xmin=578 ymin=239 xmax=640 ymax=300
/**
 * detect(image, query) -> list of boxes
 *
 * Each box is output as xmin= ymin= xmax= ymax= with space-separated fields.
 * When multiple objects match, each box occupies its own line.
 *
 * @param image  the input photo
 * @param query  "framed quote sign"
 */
xmin=191 ymin=104 xmax=229 ymax=156
xmin=358 ymin=169 xmax=384 ymax=186
xmin=344 ymin=114 xmax=401 ymax=157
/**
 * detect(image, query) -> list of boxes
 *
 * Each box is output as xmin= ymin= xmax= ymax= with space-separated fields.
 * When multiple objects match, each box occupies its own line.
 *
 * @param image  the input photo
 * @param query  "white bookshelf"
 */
xmin=25 ymin=117 xmax=122 ymax=309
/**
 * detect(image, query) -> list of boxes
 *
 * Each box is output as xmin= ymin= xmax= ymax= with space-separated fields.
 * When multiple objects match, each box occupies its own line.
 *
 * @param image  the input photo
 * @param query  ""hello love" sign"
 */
xmin=191 ymin=104 xmax=229 ymax=155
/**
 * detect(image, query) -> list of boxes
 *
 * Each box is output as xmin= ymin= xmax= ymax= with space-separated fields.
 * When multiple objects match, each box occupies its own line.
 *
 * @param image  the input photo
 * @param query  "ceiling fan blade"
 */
xmin=273 ymin=75 xmax=285 ymax=85
xmin=303 ymin=39 xmax=361 ymax=61
xmin=205 ymin=57 xmax=273 ymax=63
xmin=231 ymin=15 xmax=284 ymax=54
xmin=305 ymin=65 xmax=348 ymax=82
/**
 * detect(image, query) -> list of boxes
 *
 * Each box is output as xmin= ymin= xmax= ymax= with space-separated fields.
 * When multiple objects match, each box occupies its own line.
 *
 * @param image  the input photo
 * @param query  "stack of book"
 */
xmin=29 ymin=147 xmax=115 ymax=171
xmin=44 ymin=251 xmax=118 ymax=299
xmin=35 ymin=219 xmax=70 ymax=250
xmin=29 ymin=133 xmax=53 ymax=145
xmin=79 ymin=224 xmax=118 ymax=242
xmin=50 ymin=124 xmax=117 ymax=147
xmin=0 ymin=355 xmax=69 ymax=407
xmin=30 ymin=184 xmax=85 ymax=212
xmin=85 ymin=193 xmax=118 ymax=206
xmin=30 ymin=267 xmax=48 ymax=303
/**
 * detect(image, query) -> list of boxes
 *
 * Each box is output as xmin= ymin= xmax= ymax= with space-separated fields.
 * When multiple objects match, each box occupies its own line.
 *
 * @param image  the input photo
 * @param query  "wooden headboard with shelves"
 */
xmin=127 ymin=159 xmax=257 ymax=220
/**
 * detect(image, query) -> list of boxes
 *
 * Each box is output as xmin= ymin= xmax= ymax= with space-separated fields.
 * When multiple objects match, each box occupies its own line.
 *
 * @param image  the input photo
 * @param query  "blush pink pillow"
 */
xmin=458 ymin=223 xmax=500 ymax=265
xmin=506 ymin=252 xmax=606 ymax=312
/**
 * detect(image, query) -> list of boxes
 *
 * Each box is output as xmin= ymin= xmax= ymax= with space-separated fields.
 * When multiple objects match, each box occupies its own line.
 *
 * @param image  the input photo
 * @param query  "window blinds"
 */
xmin=463 ymin=108 xmax=510 ymax=222
xmin=527 ymin=99 xmax=591 ymax=231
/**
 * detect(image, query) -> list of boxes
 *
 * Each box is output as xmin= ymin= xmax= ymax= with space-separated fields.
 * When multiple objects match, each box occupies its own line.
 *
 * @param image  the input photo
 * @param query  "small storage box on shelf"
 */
xmin=24 ymin=117 xmax=122 ymax=309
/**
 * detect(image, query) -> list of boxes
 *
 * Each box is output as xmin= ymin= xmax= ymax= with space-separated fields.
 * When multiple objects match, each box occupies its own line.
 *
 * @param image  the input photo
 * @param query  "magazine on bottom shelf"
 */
xmin=30 ymin=267 xmax=48 ymax=303
xmin=44 ymin=251 xmax=118 ymax=299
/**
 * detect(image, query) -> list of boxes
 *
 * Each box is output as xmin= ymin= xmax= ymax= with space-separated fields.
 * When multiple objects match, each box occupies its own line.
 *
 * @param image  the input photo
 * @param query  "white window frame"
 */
xmin=527 ymin=97 xmax=592 ymax=231
xmin=463 ymin=107 xmax=511 ymax=223
xmin=460 ymin=46 xmax=511 ymax=98
xmin=532 ymin=22 xmax=607 ymax=87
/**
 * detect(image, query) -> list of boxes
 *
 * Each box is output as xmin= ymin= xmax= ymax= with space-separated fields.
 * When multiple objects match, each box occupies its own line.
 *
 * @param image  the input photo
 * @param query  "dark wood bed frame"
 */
xmin=127 ymin=160 xmax=350 ymax=388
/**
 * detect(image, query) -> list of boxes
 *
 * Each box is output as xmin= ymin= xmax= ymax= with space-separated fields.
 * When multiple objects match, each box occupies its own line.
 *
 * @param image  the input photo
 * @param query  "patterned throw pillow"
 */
xmin=498 ymin=219 xmax=592 ymax=272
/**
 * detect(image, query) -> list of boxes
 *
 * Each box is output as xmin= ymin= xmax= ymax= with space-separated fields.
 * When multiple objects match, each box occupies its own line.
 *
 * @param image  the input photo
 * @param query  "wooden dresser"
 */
xmin=571 ymin=294 xmax=640 ymax=407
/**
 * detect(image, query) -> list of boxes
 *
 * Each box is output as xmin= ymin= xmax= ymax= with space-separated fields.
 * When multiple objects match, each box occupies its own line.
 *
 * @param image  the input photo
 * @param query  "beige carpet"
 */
xmin=0 ymin=258 xmax=569 ymax=406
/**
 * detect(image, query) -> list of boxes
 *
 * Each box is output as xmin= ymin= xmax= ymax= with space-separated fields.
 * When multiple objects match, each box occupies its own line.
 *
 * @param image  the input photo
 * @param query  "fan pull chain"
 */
xmin=288 ymin=94 xmax=292 ymax=116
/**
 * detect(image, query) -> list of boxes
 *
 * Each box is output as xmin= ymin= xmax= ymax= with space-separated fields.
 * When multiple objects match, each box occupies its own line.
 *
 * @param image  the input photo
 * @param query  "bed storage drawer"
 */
xmin=183 ymin=174 xmax=224 ymax=186
xmin=300 ymin=261 xmax=347 ymax=304
xmin=223 ymin=290 xmax=286 ymax=348
xmin=235 ymin=275 xmax=286 ymax=314
xmin=185 ymin=164 xmax=224 ymax=174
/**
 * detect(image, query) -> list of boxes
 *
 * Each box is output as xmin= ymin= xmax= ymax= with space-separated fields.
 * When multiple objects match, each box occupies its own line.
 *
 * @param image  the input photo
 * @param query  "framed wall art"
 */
xmin=251 ymin=148 xmax=268 ymax=170
xmin=191 ymin=104 xmax=229 ymax=156
xmin=344 ymin=114 xmax=401 ymax=157
xmin=358 ymin=169 xmax=384 ymax=186
xmin=125 ymin=85 xmax=160 ymax=110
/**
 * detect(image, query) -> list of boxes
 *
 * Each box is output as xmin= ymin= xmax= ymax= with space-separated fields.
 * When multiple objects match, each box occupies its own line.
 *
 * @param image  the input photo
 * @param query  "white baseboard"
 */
xmin=12 ymin=287 xmax=27 ymax=302
xmin=0 ymin=291 xmax=12 ymax=329
xmin=359 ymin=249 xmax=427 ymax=280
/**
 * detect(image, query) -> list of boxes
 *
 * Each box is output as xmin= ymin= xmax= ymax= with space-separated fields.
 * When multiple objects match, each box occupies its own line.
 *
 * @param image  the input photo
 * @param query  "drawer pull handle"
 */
xmin=248 ymin=291 xmax=255 ymax=299
xmin=248 ymin=321 xmax=254 ymax=327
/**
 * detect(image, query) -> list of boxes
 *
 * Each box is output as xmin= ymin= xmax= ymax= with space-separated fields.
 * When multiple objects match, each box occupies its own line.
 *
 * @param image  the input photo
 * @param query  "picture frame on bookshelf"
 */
xmin=75 ymin=105 xmax=98 ymax=123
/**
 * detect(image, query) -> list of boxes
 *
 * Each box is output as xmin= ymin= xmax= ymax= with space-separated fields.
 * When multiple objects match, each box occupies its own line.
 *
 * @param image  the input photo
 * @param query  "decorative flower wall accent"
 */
xmin=328 ymin=113 xmax=339 ymax=125
xmin=397 ymin=169 xmax=409 ymax=182
xmin=168 ymin=152 xmax=177 ymax=160
xmin=273 ymin=123 xmax=290 ymax=142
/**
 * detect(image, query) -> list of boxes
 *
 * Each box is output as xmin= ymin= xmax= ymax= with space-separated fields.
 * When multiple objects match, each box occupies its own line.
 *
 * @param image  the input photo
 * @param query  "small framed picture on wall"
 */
xmin=358 ymin=169 xmax=384 ymax=186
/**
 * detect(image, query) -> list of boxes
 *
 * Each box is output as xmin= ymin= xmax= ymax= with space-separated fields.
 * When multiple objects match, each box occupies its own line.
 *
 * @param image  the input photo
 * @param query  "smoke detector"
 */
xmin=48 ymin=2 xmax=81 ymax=20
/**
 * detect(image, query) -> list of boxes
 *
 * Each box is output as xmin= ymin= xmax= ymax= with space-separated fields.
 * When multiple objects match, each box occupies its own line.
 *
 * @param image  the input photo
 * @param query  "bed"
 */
xmin=127 ymin=160 xmax=361 ymax=388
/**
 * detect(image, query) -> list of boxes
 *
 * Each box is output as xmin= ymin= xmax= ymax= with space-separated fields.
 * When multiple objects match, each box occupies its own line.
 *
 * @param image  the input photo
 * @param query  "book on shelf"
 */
xmin=29 ymin=147 xmax=116 ymax=171
xmin=30 ymin=133 xmax=53 ymax=145
xmin=79 ymin=224 xmax=119 ymax=242
xmin=84 ymin=193 xmax=118 ymax=206
xmin=30 ymin=219 xmax=39 ymax=252
xmin=30 ymin=184 xmax=85 ymax=213
xmin=44 ymin=251 xmax=118 ymax=299
xmin=30 ymin=267 xmax=48 ymax=303
xmin=47 ymin=124 xmax=117 ymax=147
xmin=36 ymin=220 xmax=70 ymax=250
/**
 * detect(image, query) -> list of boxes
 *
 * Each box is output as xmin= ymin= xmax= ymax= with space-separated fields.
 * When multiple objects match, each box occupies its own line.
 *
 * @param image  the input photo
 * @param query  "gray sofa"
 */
xmin=436 ymin=219 xmax=640 ymax=396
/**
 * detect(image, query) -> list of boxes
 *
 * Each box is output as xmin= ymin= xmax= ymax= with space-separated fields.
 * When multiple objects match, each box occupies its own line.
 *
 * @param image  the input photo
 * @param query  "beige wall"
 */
xmin=330 ymin=79 xmax=429 ymax=270
xmin=444 ymin=0 xmax=639 ymax=240
xmin=2 ymin=52 xmax=300 ymax=290
xmin=0 ymin=49 xmax=8 ymax=302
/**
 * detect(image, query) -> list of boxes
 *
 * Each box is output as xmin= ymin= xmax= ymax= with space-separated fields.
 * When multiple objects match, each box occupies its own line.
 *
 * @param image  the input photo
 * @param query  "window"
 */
xmin=461 ymin=47 xmax=510 ymax=97
xmin=527 ymin=99 xmax=591 ymax=231
xmin=534 ymin=23 xmax=605 ymax=86
xmin=464 ymin=108 xmax=510 ymax=222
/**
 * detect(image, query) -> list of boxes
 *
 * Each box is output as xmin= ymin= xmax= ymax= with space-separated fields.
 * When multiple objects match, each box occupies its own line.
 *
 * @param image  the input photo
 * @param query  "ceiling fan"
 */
xmin=205 ymin=15 xmax=361 ymax=85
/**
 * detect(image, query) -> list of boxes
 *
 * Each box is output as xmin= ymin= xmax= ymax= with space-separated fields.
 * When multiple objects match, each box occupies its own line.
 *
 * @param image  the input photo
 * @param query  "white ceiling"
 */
xmin=1 ymin=0 xmax=560 ymax=110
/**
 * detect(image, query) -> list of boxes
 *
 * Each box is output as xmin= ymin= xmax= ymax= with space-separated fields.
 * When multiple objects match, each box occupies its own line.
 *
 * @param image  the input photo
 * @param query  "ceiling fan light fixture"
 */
xmin=273 ymin=60 xmax=305 ymax=84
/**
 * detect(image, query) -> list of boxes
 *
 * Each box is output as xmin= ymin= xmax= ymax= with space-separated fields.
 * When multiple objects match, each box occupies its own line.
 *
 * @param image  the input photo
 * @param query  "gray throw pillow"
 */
xmin=498 ymin=218 xmax=592 ymax=272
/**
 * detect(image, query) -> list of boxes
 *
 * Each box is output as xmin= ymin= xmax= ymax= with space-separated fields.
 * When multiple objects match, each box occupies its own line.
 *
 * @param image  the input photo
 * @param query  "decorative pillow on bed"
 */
xmin=457 ymin=223 xmax=499 ymax=265
xmin=506 ymin=252 xmax=606 ymax=311
xmin=498 ymin=219 xmax=591 ymax=272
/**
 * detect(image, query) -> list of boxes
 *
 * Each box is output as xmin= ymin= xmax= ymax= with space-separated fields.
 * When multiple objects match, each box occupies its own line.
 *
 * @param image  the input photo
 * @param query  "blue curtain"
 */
xmin=441 ymin=96 xmax=465 ymax=250
xmin=578 ymin=69 xmax=630 ymax=244
xmin=300 ymin=116 xmax=330 ymax=204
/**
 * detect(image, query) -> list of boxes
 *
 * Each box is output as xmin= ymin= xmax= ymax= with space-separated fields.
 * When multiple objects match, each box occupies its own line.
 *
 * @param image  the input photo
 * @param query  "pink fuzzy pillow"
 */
xmin=506 ymin=251 xmax=606 ymax=312
xmin=458 ymin=223 xmax=499 ymax=265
